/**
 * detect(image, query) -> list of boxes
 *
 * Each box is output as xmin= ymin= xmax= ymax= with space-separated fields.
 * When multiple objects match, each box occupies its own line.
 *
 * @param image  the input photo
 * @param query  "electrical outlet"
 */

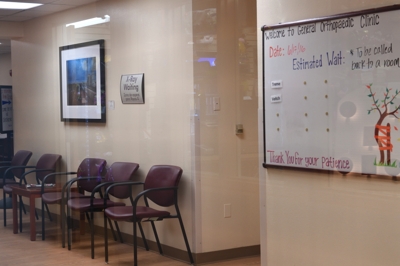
xmin=224 ymin=204 xmax=231 ymax=218
xmin=108 ymin=100 xmax=115 ymax=110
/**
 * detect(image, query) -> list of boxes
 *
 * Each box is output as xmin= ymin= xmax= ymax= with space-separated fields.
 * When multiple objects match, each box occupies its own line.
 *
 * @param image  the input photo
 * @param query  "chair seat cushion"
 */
xmin=68 ymin=198 xmax=125 ymax=212
xmin=42 ymin=191 xmax=87 ymax=204
xmin=0 ymin=179 xmax=17 ymax=188
xmin=105 ymin=206 xmax=170 ymax=222
xmin=3 ymin=184 xmax=20 ymax=194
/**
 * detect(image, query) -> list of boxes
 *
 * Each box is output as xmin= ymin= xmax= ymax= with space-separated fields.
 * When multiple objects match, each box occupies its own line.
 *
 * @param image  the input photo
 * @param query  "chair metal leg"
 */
xmin=67 ymin=203 xmax=72 ymax=250
xmin=150 ymin=220 xmax=163 ymax=255
xmin=3 ymin=190 xmax=6 ymax=226
xmin=61 ymin=201 xmax=66 ymax=248
xmin=4 ymin=193 xmax=26 ymax=227
xmin=80 ymin=212 xmax=87 ymax=235
xmin=138 ymin=222 xmax=149 ymax=251
xmin=41 ymin=200 xmax=45 ymax=240
xmin=20 ymin=197 xmax=26 ymax=214
xmin=176 ymin=207 xmax=194 ymax=264
xmin=107 ymin=217 xmax=118 ymax=241
xmin=40 ymin=203 xmax=52 ymax=241
xmin=133 ymin=219 xmax=138 ymax=266
xmin=45 ymin=203 xmax=52 ymax=221
xmin=19 ymin=196 xmax=23 ymax=232
xmin=104 ymin=213 xmax=109 ymax=263
xmin=114 ymin=220 xmax=124 ymax=243
xmin=90 ymin=211 xmax=95 ymax=259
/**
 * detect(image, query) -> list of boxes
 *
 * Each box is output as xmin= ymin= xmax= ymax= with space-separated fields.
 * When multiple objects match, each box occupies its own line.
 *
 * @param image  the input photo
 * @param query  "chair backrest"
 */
xmin=36 ymin=154 xmax=62 ymax=183
xmin=10 ymin=150 xmax=33 ymax=179
xmin=76 ymin=158 xmax=107 ymax=192
xmin=143 ymin=165 xmax=182 ymax=207
xmin=106 ymin=162 xmax=139 ymax=199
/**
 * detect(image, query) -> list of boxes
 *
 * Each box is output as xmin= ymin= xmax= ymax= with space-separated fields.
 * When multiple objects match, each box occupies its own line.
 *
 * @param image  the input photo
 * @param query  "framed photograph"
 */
xmin=59 ymin=39 xmax=105 ymax=122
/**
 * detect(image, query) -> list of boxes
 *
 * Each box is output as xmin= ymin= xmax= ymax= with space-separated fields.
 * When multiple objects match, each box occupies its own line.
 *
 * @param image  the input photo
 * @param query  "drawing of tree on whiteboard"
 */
xmin=366 ymin=84 xmax=400 ymax=166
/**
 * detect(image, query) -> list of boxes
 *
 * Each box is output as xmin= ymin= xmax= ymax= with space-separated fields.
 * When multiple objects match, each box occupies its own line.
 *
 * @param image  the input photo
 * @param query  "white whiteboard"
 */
xmin=262 ymin=5 xmax=400 ymax=176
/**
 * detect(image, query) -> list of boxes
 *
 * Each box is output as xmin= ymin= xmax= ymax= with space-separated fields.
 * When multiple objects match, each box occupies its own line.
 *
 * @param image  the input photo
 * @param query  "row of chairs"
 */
xmin=1 ymin=151 xmax=59 ymax=227
xmin=0 ymin=151 xmax=194 ymax=266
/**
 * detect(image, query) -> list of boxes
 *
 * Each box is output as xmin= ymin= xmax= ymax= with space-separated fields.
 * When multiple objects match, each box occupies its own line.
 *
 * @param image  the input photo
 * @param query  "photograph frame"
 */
xmin=59 ymin=39 xmax=105 ymax=123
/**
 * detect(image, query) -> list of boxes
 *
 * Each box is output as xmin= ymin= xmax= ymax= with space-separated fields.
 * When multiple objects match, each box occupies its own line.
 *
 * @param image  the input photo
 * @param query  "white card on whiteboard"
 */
xmin=271 ymin=80 xmax=283 ymax=89
xmin=271 ymin=94 xmax=282 ymax=103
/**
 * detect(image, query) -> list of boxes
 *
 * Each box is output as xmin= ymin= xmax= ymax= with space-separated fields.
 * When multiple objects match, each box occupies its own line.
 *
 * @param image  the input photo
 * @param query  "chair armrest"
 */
xmin=90 ymin=181 xmax=114 ymax=198
xmin=0 ymin=165 xmax=12 ymax=170
xmin=88 ymin=181 xmax=119 ymax=207
xmin=104 ymin=181 xmax=144 ymax=198
xmin=42 ymin=171 xmax=77 ymax=184
xmin=64 ymin=176 xmax=104 ymax=201
xmin=18 ymin=168 xmax=56 ymax=184
xmin=66 ymin=176 xmax=103 ymax=189
xmin=3 ymin=165 xmax=35 ymax=183
xmin=64 ymin=177 xmax=108 ymax=211
xmin=0 ymin=164 xmax=15 ymax=180
xmin=0 ymin=164 xmax=14 ymax=179
xmin=133 ymin=186 xmax=178 ymax=206
xmin=41 ymin=172 xmax=77 ymax=194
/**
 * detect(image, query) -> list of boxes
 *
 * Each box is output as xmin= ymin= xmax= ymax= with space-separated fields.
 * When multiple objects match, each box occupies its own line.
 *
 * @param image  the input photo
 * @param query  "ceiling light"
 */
xmin=66 ymin=15 xmax=110 ymax=29
xmin=0 ymin=1 xmax=42 ymax=9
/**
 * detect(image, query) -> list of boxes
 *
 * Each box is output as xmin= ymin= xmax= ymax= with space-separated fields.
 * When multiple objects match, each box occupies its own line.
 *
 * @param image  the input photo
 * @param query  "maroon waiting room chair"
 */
xmin=103 ymin=165 xmax=194 ymax=266
xmin=4 ymin=153 xmax=62 ymax=232
xmin=41 ymin=158 xmax=107 ymax=242
xmin=1 ymin=150 xmax=32 ymax=226
xmin=67 ymin=161 xmax=140 ymax=258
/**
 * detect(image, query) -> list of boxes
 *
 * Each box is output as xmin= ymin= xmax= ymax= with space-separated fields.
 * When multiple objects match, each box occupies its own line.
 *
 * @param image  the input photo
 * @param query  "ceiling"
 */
xmin=0 ymin=0 xmax=100 ymax=54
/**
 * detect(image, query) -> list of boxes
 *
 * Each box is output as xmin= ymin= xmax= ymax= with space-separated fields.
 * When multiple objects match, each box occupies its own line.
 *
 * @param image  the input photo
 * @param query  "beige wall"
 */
xmin=11 ymin=0 xmax=195 ymax=252
xmin=257 ymin=0 xmax=400 ymax=265
xmin=193 ymin=0 xmax=260 ymax=253
xmin=0 ymin=53 xmax=11 ymax=85
xmin=0 ymin=21 xmax=23 ymax=39
xmin=8 ymin=0 xmax=260 ymax=258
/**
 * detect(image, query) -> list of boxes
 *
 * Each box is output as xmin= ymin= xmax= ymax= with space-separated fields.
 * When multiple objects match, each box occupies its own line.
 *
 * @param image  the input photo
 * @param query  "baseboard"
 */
xmin=193 ymin=245 xmax=260 ymax=265
xmin=36 ymin=207 xmax=260 ymax=265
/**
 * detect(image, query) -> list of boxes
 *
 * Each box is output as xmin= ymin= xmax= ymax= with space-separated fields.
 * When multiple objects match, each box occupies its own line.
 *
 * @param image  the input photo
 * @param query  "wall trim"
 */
xmin=36 ymin=208 xmax=260 ymax=265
